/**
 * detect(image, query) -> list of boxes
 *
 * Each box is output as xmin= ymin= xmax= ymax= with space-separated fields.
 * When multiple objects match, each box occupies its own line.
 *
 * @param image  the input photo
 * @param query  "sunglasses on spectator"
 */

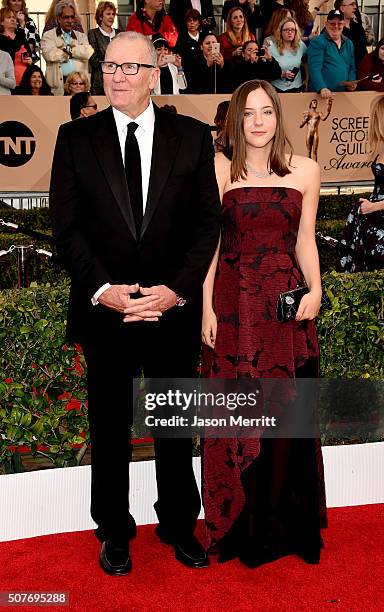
xmin=72 ymin=81 xmax=85 ymax=85
xmin=83 ymin=104 xmax=97 ymax=110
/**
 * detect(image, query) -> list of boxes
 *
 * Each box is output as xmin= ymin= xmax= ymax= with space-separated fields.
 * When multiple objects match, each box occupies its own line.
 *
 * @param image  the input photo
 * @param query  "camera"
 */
xmin=163 ymin=53 xmax=175 ymax=64
xmin=256 ymin=48 xmax=265 ymax=57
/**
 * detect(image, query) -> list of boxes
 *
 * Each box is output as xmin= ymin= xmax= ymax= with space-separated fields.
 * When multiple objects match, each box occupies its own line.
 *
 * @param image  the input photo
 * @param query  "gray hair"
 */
xmin=108 ymin=31 xmax=157 ymax=67
xmin=55 ymin=1 xmax=76 ymax=18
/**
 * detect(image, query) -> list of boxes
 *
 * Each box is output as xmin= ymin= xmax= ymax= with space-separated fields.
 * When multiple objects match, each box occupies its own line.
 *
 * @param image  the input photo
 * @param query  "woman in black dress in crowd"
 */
xmin=228 ymin=39 xmax=281 ymax=91
xmin=183 ymin=31 xmax=228 ymax=93
xmin=340 ymin=95 xmax=384 ymax=272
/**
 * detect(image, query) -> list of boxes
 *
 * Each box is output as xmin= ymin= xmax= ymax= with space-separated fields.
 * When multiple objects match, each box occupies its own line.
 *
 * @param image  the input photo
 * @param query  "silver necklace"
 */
xmin=246 ymin=162 xmax=274 ymax=179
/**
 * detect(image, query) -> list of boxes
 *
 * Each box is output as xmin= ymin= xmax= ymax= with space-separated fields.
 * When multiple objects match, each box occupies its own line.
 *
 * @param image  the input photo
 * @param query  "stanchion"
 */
xmin=0 ymin=244 xmax=54 ymax=288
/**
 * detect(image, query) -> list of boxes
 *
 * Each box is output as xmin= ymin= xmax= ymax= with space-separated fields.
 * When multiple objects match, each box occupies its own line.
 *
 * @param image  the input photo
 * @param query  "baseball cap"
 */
xmin=327 ymin=9 xmax=344 ymax=20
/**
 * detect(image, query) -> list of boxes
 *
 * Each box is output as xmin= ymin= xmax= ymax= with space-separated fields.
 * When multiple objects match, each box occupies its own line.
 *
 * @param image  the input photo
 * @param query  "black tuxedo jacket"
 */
xmin=50 ymin=105 xmax=220 ymax=342
xmin=169 ymin=0 xmax=215 ymax=31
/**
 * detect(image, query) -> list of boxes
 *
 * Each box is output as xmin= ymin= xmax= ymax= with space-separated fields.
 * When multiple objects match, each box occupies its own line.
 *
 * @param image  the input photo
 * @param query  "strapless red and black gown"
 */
xmin=202 ymin=186 xmax=327 ymax=567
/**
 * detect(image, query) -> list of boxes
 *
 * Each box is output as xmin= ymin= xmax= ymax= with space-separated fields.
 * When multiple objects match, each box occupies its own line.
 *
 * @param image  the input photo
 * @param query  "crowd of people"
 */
xmin=0 ymin=0 xmax=383 ymax=97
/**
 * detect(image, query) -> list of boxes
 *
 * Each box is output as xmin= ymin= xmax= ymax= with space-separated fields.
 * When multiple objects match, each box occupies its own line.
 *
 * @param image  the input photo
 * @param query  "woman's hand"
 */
xmin=202 ymin=308 xmax=217 ymax=348
xmin=263 ymin=46 xmax=272 ymax=61
xmin=213 ymin=52 xmax=224 ymax=68
xmin=173 ymin=53 xmax=182 ymax=68
xmin=16 ymin=11 xmax=26 ymax=27
xmin=359 ymin=197 xmax=379 ymax=214
xmin=296 ymin=289 xmax=322 ymax=321
xmin=320 ymin=87 xmax=333 ymax=99
xmin=283 ymin=69 xmax=296 ymax=80
xmin=232 ymin=46 xmax=243 ymax=57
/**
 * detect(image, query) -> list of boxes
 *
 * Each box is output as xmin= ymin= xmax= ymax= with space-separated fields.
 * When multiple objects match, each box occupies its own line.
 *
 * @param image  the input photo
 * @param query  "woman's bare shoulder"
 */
xmin=288 ymin=154 xmax=320 ymax=176
xmin=215 ymin=151 xmax=231 ymax=169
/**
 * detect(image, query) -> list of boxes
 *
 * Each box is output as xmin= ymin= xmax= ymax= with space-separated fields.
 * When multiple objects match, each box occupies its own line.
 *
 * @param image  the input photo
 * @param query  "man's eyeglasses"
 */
xmin=100 ymin=61 xmax=155 ymax=75
xmin=83 ymin=104 xmax=97 ymax=110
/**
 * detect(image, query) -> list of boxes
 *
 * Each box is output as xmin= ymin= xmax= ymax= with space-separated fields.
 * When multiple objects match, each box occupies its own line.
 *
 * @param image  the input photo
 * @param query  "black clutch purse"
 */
xmin=276 ymin=286 xmax=331 ymax=323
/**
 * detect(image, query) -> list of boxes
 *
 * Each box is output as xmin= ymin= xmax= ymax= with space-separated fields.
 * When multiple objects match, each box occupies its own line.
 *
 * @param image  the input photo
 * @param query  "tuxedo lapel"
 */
xmin=91 ymin=107 xmax=137 ymax=240
xmin=141 ymin=107 xmax=181 ymax=239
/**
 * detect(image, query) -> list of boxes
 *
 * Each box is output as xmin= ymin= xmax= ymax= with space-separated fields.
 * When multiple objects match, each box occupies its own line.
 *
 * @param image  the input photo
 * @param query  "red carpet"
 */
xmin=0 ymin=505 xmax=383 ymax=612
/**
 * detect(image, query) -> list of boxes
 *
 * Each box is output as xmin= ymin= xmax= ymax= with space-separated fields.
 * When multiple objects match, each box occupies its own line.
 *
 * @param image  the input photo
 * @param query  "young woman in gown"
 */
xmin=201 ymin=79 xmax=327 ymax=568
xmin=340 ymin=95 xmax=384 ymax=273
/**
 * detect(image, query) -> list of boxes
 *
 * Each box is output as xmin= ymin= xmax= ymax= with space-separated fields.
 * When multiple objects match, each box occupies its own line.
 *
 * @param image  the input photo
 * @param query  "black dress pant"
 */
xmin=82 ymin=305 xmax=201 ymax=544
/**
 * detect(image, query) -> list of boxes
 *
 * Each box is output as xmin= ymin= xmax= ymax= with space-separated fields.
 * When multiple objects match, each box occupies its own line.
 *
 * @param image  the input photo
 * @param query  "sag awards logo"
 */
xmin=299 ymin=99 xmax=371 ymax=172
xmin=0 ymin=121 xmax=36 ymax=167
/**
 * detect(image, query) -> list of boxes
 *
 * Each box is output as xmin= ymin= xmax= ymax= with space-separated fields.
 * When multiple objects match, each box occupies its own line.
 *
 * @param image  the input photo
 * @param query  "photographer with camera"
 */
xmin=229 ymin=40 xmax=281 ymax=91
xmin=268 ymin=16 xmax=308 ymax=93
xmin=151 ymin=33 xmax=187 ymax=95
xmin=181 ymin=32 xmax=228 ymax=94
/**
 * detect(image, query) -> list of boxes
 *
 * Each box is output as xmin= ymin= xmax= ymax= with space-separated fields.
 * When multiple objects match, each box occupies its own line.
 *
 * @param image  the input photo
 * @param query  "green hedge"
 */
xmin=317 ymin=220 xmax=345 ymax=273
xmin=316 ymin=193 xmax=370 ymax=221
xmin=0 ymin=194 xmax=363 ymax=289
xmin=1 ymin=192 xmax=365 ymax=227
xmin=0 ymin=206 xmax=51 ymax=231
xmin=0 ymin=272 xmax=383 ymax=471
xmin=318 ymin=271 xmax=384 ymax=378
xmin=0 ymin=285 xmax=89 ymax=472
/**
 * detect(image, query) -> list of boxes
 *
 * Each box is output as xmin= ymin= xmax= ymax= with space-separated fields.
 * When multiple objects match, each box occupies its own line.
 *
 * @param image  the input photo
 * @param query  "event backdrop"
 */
xmin=0 ymin=91 xmax=379 ymax=191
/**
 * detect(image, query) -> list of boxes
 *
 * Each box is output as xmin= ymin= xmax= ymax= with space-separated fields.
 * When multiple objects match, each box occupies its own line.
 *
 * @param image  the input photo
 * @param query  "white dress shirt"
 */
xmin=98 ymin=26 xmax=117 ymax=40
xmin=92 ymin=101 xmax=155 ymax=305
xmin=191 ymin=0 xmax=202 ymax=14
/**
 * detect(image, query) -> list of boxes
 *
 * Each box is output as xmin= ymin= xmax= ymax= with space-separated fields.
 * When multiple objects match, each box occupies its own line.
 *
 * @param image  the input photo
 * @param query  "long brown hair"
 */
xmin=264 ymin=7 xmax=291 ymax=38
xmin=225 ymin=6 xmax=251 ymax=47
xmin=2 ymin=0 xmax=28 ymax=16
xmin=369 ymin=95 xmax=384 ymax=160
xmin=290 ymin=0 xmax=312 ymax=31
xmin=222 ymin=80 xmax=293 ymax=182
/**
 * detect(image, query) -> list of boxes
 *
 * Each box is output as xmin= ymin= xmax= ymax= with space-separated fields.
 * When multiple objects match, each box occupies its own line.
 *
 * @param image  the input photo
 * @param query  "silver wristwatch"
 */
xmin=175 ymin=294 xmax=187 ymax=307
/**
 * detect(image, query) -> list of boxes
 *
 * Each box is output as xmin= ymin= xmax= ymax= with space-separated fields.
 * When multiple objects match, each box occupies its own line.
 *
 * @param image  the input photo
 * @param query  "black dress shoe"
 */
xmin=155 ymin=526 xmax=209 ymax=569
xmin=99 ymin=540 xmax=132 ymax=576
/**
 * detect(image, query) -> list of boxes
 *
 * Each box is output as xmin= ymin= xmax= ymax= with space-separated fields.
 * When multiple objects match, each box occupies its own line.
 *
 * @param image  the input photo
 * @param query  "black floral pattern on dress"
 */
xmin=202 ymin=187 xmax=326 ymax=563
xmin=340 ymin=161 xmax=384 ymax=272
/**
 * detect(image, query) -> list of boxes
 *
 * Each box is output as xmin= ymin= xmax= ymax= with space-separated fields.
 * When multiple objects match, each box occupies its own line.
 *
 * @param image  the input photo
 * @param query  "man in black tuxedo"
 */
xmin=50 ymin=31 xmax=220 ymax=575
xmin=169 ymin=0 xmax=216 ymax=33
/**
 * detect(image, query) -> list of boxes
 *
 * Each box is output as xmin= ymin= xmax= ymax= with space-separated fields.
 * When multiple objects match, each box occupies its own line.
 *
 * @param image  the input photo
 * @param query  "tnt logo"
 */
xmin=0 ymin=121 xmax=36 ymax=167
